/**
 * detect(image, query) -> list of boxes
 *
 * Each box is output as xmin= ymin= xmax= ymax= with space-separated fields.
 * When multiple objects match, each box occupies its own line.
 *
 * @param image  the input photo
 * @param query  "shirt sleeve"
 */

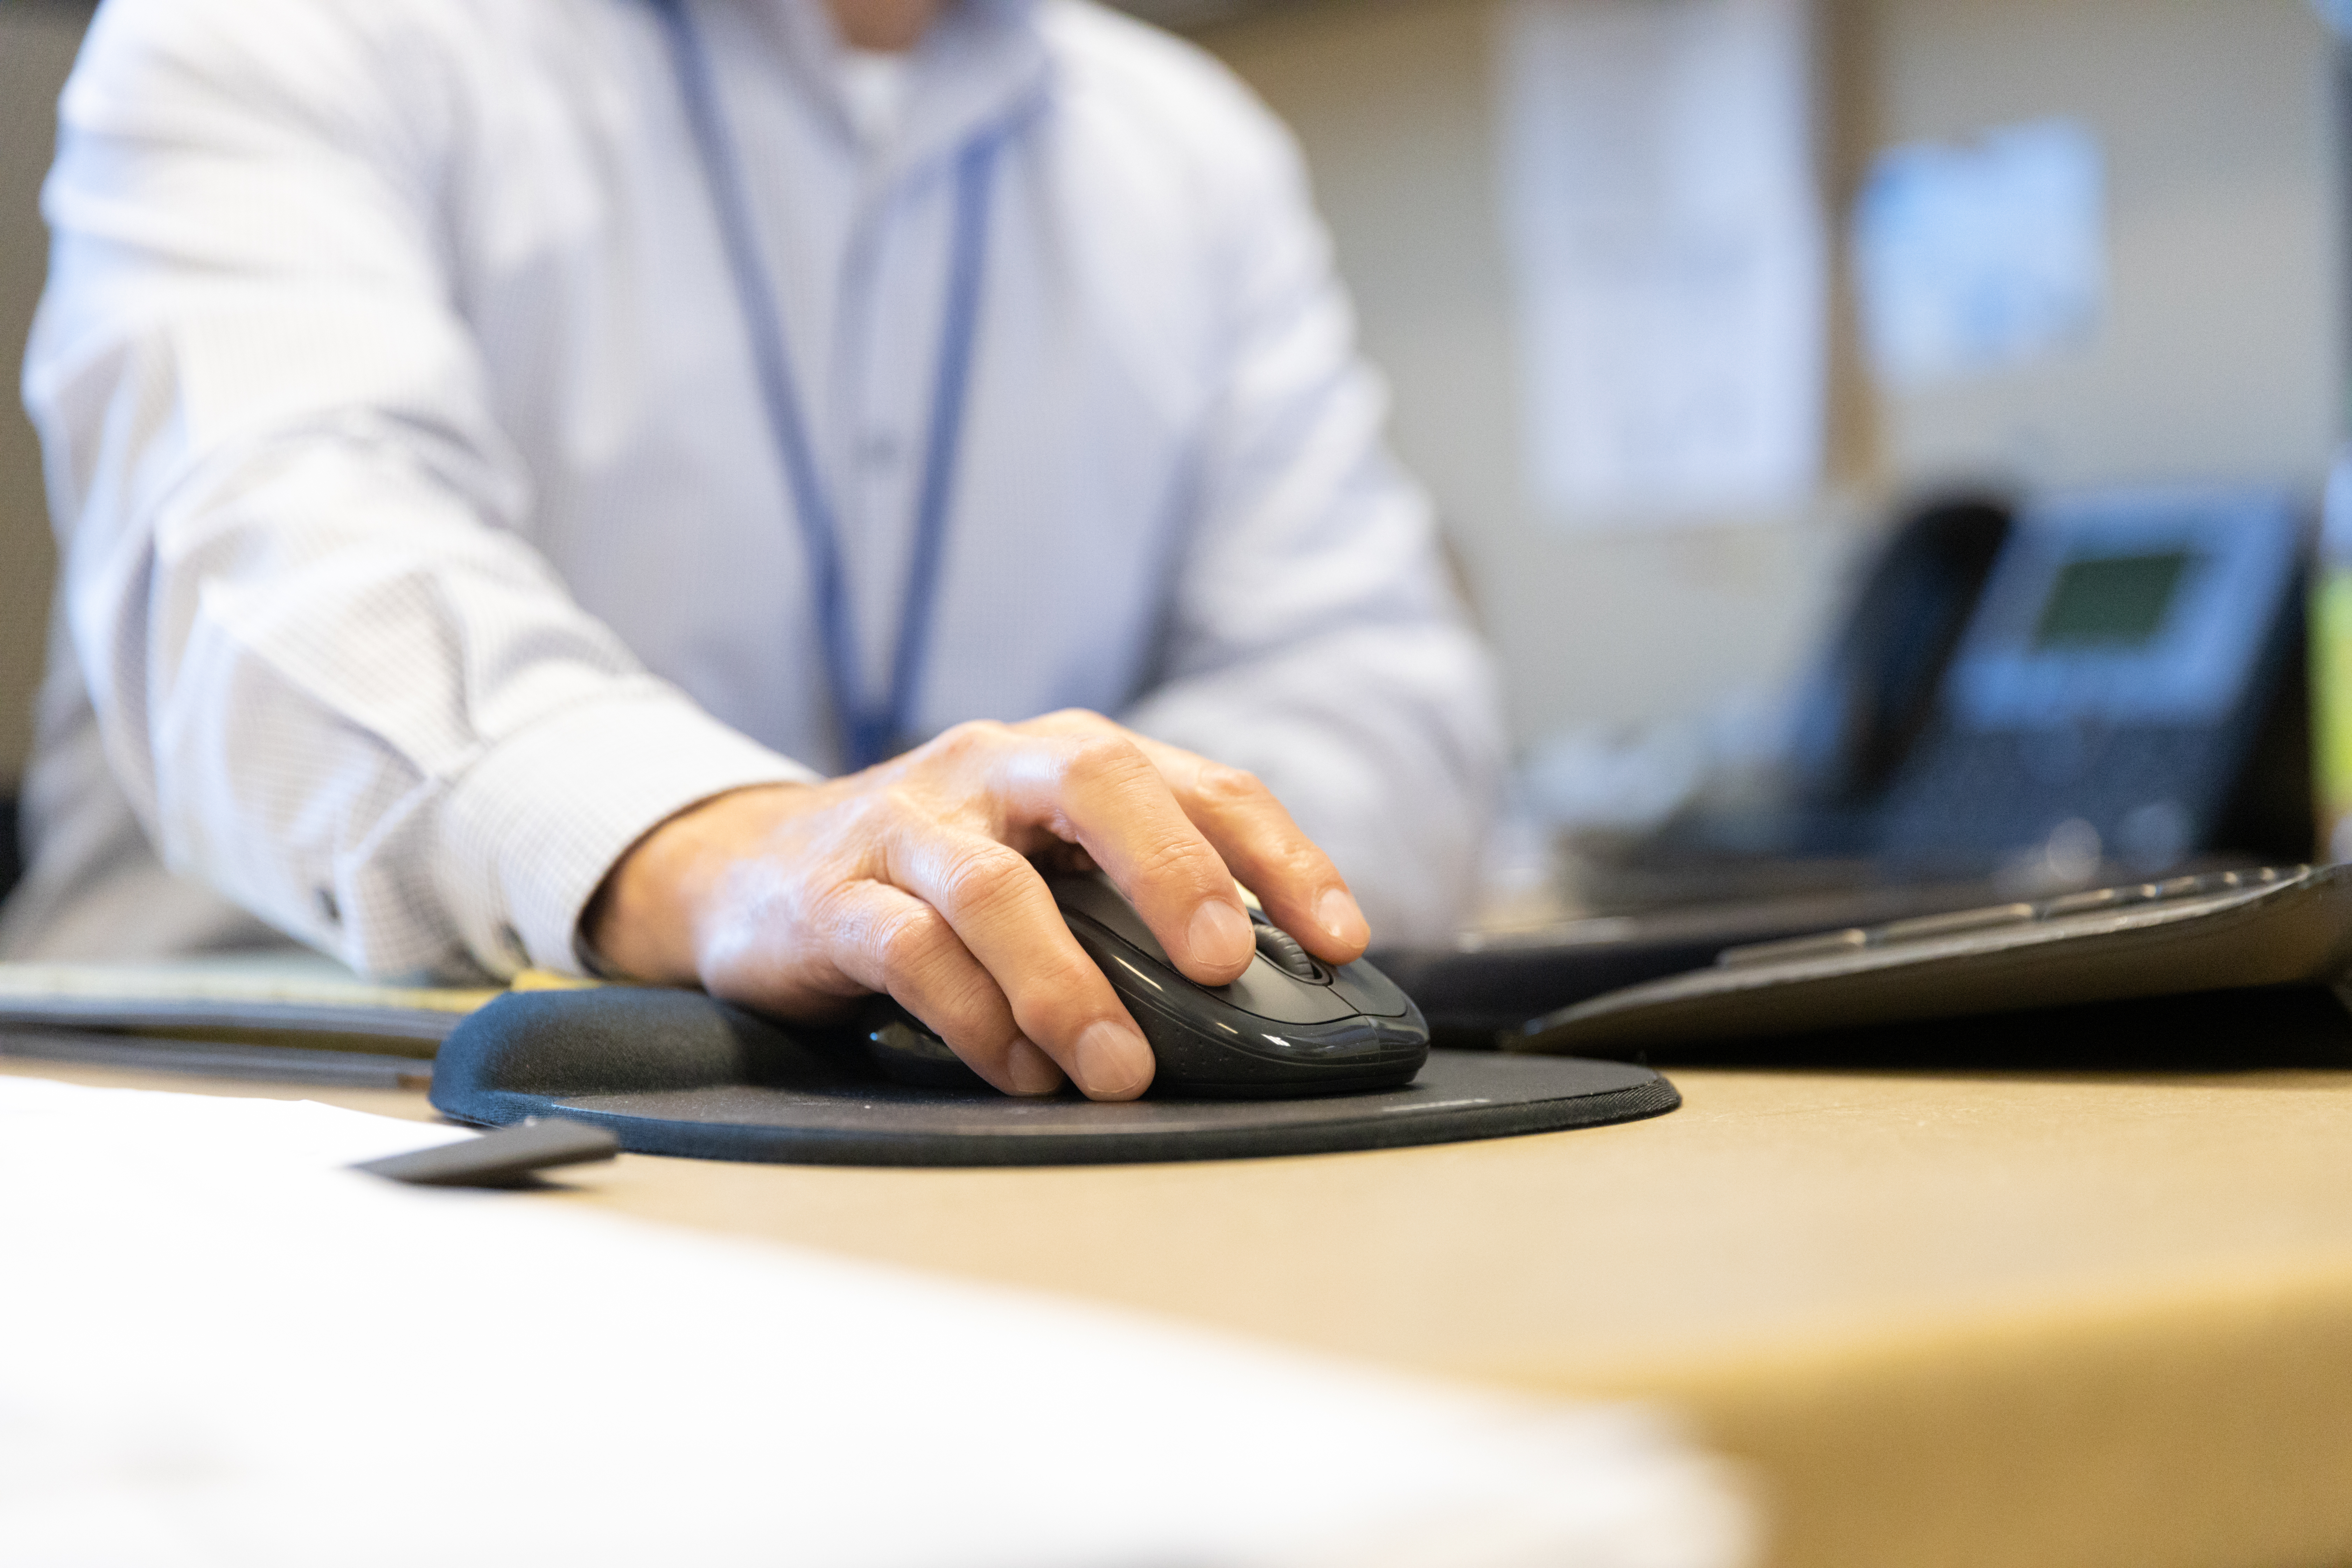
xmin=1119 ymin=86 xmax=1506 ymax=946
xmin=22 ymin=0 xmax=816 ymax=981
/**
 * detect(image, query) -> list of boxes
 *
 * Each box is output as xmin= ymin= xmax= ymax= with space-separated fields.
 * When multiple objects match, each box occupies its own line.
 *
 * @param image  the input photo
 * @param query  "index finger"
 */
xmin=979 ymin=719 xmax=1258 ymax=986
xmin=869 ymin=825 xmax=1157 ymax=1101
xmin=1113 ymin=730 xmax=1370 ymax=966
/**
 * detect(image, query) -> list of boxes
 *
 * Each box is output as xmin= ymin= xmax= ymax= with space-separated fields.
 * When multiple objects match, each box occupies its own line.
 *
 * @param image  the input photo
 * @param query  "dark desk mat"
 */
xmin=430 ymin=989 xmax=1678 ymax=1167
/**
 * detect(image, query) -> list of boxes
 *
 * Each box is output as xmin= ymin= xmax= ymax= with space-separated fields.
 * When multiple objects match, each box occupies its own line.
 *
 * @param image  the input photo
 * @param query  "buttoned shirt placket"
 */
xmin=745 ymin=0 xmax=1048 ymax=756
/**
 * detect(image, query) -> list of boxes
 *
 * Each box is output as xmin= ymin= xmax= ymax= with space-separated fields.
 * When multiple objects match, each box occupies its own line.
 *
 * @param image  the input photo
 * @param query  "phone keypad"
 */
xmin=1878 ymin=727 xmax=2222 ymax=861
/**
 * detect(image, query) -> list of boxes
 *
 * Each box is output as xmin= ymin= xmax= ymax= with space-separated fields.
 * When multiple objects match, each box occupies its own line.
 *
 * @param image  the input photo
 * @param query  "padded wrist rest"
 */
xmin=428 ymin=988 xmax=1679 ymax=1167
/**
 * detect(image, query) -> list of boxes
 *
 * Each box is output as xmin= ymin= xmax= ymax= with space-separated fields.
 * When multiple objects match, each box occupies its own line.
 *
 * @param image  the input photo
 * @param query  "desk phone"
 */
xmin=1621 ymin=483 xmax=2307 ymax=919
xmin=1513 ymin=863 xmax=2352 ymax=1055
xmin=1872 ymin=486 xmax=2303 ymax=870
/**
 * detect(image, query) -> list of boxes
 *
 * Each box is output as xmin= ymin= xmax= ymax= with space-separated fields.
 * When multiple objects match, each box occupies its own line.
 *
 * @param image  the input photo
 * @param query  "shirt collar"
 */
xmin=750 ymin=0 xmax=1052 ymax=175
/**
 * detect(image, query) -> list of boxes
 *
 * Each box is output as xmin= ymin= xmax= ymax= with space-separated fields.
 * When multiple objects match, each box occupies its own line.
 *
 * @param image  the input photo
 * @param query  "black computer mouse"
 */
xmin=858 ymin=871 xmax=1429 ymax=1098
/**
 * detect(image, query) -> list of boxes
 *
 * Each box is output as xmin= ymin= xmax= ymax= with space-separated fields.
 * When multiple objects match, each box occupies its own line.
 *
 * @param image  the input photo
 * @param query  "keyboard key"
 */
xmin=2038 ymin=887 xmax=2137 ymax=917
xmin=1874 ymin=904 xmax=2038 ymax=944
xmin=1717 ymin=928 xmax=1868 ymax=968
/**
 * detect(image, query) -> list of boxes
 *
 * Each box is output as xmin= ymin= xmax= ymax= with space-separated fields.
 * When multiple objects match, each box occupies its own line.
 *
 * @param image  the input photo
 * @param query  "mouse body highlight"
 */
xmin=861 ymin=872 xmax=1429 ymax=1098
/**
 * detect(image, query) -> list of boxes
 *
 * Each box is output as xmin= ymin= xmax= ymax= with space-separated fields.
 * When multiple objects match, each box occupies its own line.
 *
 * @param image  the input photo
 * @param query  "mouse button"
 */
xmin=1326 ymin=959 xmax=1414 ymax=1019
xmin=1046 ymin=872 xmax=1172 ymax=964
xmin=1064 ymin=914 xmax=1180 ymax=1005
xmin=1217 ymin=958 xmax=1363 ymax=1025
xmin=1064 ymin=911 xmax=1360 ymax=1025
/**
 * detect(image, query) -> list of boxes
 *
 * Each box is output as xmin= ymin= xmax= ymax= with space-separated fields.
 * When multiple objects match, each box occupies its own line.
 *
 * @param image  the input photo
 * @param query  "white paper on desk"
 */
xmin=0 ymin=1078 xmax=1755 ymax=1568
xmin=1497 ymin=0 xmax=1826 ymax=526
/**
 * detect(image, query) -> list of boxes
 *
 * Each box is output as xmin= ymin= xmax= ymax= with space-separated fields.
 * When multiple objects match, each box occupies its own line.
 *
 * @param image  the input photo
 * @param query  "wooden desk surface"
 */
xmin=17 ymin=1052 xmax=2352 ymax=1568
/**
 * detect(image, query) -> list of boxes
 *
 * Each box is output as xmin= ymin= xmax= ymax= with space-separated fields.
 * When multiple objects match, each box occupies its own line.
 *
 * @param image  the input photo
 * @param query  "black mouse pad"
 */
xmin=430 ymin=989 xmax=1679 ymax=1166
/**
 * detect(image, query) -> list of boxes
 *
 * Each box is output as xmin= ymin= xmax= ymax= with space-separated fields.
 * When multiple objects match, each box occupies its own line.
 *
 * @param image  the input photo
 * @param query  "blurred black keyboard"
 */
xmin=1373 ymin=875 xmax=2032 ymax=1048
xmin=1512 ymin=862 xmax=2350 ymax=1058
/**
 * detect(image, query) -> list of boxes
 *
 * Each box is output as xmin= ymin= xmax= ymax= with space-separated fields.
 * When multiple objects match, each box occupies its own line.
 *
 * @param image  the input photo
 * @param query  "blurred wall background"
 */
xmin=0 ymin=0 xmax=2339 ymax=784
xmin=1192 ymin=0 xmax=2342 ymax=745
xmin=0 ymin=0 xmax=79 ymax=783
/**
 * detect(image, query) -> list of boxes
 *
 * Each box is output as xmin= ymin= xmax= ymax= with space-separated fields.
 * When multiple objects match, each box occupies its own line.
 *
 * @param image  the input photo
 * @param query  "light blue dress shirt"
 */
xmin=10 ymin=0 xmax=1503 ymax=978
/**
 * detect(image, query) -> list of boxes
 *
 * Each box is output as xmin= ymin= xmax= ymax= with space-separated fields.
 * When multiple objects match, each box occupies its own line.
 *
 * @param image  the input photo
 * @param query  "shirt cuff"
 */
xmin=434 ymin=682 xmax=820 ymax=976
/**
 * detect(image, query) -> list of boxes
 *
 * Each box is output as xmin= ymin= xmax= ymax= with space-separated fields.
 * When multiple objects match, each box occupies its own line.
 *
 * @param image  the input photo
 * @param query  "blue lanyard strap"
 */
xmin=654 ymin=0 xmax=998 ymax=771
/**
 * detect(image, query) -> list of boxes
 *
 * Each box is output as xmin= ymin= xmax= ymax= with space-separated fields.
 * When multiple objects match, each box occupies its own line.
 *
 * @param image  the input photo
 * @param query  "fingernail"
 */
xmin=1187 ymin=898 xmax=1254 ymax=969
xmin=1002 ymin=1035 xmax=1066 ymax=1097
xmin=1315 ymin=887 xmax=1368 ymax=946
xmin=1073 ymin=1019 xmax=1153 ymax=1099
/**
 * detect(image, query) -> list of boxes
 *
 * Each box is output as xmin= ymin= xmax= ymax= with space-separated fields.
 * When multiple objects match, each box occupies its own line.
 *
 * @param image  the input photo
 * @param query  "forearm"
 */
xmin=62 ymin=425 xmax=812 ymax=978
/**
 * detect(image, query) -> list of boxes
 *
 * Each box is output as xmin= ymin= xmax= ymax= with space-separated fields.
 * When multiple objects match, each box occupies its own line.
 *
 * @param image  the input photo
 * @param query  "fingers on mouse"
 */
xmin=860 ymin=871 xmax=1427 ymax=1099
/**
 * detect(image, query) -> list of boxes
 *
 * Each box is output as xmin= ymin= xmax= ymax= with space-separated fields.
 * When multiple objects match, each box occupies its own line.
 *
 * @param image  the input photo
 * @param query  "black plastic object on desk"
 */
xmin=1372 ymin=875 xmax=2039 ymax=1048
xmin=1514 ymin=863 xmax=2352 ymax=1058
xmin=428 ymin=987 xmax=1679 ymax=1167
xmin=354 ymin=1116 xmax=619 ymax=1187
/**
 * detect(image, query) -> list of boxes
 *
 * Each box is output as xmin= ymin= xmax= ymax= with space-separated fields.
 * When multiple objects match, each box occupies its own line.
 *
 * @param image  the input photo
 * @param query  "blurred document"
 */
xmin=1852 ymin=119 xmax=2106 ymax=387
xmin=1498 ymin=0 xmax=1825 ymax=525
xmin=0 ymin=1077 xmax=1755 ymax=1568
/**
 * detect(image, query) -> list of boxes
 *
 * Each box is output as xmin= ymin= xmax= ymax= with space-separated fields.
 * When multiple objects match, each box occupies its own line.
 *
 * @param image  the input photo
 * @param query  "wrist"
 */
xmin=582 ymin=782 xmax=813 ymax=983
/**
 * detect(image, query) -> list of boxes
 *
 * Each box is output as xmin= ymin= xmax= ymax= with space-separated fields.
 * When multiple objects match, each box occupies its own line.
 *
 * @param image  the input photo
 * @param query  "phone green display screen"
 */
xmin=2031 ymin=551 xmax=2193 ymax=649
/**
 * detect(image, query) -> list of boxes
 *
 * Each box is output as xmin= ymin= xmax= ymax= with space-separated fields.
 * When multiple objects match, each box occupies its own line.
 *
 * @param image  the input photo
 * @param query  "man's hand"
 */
xmin=584 ymin=710 xmax=1371 ymax=1101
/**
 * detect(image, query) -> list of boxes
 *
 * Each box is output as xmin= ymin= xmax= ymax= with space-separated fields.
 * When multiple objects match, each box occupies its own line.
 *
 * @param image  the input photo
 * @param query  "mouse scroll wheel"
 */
xmin=1251 ymin=922 xmax=1322 ymax=980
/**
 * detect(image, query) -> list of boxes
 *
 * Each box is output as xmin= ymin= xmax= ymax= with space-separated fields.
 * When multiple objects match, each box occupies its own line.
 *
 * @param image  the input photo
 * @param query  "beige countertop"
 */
xmin=18 ymin=1051 xmax=2352 ymax=1568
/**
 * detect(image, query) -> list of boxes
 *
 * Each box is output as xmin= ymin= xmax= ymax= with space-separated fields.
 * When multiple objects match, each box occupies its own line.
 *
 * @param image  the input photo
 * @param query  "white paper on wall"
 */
xmin=1497 ymin=0 xmax=1827 ymax=527
xmin=1851 ymin=118 xmax=2107 ymax=389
